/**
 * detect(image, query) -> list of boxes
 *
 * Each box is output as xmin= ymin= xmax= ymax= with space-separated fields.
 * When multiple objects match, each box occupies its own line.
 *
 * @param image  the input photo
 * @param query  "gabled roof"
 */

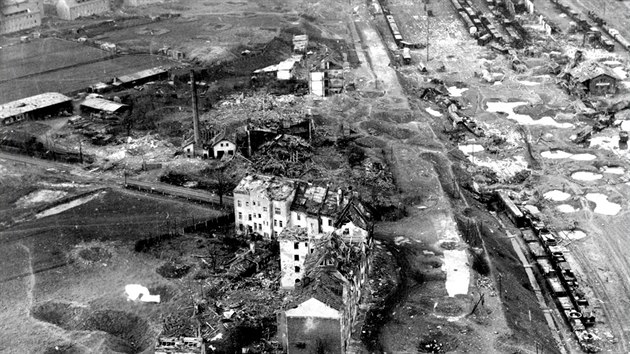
xmin=0 ymin=93 xmax=71 ymax=120
xmin=81 ymin=98 xmax=128 ymax=113
xmin=286 ymin=297 xmax=340 ymax=318
xmin=334 ymin=198 xmax=373 ymax=232
xmin=569 ymin=61 xmax=620 ymax=83
xmin=115 ymin=67 xmax=168 ymax=84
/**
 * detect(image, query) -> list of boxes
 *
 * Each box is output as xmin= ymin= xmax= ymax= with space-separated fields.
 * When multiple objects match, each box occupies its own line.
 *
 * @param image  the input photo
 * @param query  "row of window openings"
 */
xmin=236 ymin=201 xmax=280 ymax=214
xmin=237 ymin=213 xmax=284 ymax=227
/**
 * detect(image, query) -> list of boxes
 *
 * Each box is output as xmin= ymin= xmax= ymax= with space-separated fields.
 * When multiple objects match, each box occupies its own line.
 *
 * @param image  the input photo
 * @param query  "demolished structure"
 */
xmin=277 ymin=229 xmax=373 ymax=354
xmin=280 ymin=195 xmax=373 ymax=290
xmin=233 ymin=174 xmax=297 ymax=238
xmin=563 ymin=61 xmax=620 ymax=96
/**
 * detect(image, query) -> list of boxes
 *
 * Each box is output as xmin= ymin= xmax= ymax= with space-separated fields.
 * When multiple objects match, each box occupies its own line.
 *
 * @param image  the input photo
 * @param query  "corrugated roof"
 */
xmin=0 ymin=92 xmax=71 ymax=120
xmin=115 ymin=67 xmax=167 ymax=84
xmin=81 ymin=98 xmax=127 ymax=113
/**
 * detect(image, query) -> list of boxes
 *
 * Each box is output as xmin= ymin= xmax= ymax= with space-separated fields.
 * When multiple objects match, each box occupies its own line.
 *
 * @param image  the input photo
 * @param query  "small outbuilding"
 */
xmin=568 ymin=61 xmax=619 ymax=96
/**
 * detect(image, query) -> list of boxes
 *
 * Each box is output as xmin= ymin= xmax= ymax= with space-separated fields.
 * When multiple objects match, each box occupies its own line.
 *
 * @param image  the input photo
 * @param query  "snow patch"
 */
xmin=601 ymin=166 xmax=625 ymax=175
xmin=125 ymin=284 xmax=161 ymax=303
xmin=15 ymin=190 xmax=68 ymax=208
xmin=557 ymin=204 xmax=577 ymax=213
xmin=486 ymin=101 xmax=573 ymax=128
xmin=517 ymin=80 xmax=540 ymax=86
xmin=458 ymin=144 xmax=484 ymax=155
xmin=425 ymin=107 xmax=442 ymax=117
xmin=541 ymin=150 xmax=572 ymax=159
xmin=559 ymin=230 xmax=586 ymax=240
xmin=544 ymin=190 xmax=571 ymax=201
xmin=442 ymin=249 xmax=469 ymax=297
xmin=35 ymin=191 xmax=105 ymax=219
xmin=447 ymin=86 xmax=468 ymax=97
xmin=394 ymin=236 xmax=411 ymax=246
xmin=571 ymin=171 xmax=603 ymax=181
xmin=585 ymin=193 xmax=621 ymax=215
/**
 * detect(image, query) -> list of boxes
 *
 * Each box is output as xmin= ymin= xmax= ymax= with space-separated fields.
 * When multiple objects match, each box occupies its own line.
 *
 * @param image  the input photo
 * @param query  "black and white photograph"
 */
xmin=1 ymin=0 xmax=630 ymax=353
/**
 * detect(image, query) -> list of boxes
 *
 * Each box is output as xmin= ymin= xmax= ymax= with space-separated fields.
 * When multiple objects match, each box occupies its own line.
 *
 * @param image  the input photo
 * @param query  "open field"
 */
xmin=0 ymin=52 xmax=178 ymax=103
xmin=0 ymin=38 xmax=112 ymax=83
xmin=0 ymin=175 xmax=226 ymax=352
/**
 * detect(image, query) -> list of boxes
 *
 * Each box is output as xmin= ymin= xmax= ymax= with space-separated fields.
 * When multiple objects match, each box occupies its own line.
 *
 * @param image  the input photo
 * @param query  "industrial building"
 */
xmin=0 ymin=0 xmax=42 ymax=34
xmin=112 ymin=67 xmax=169 ymax=88
xmin=0 ymin=92 xmax=72 ymax=126
xmin=56 ymin=0 xmax=109 ymax=20
xmin=80 ymin=97 xmax=130 ymax=116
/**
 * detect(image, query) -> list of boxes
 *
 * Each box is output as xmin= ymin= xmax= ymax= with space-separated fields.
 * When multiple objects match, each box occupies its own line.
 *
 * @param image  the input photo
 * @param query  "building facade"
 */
xmin=0 ymin=0 xmax=42 ymax=34
xmin=0 ymin=92 xmax=72 ymax=126
xmin=278 ymin=227 xmax=325 ymax=289
xmin=233 ymin=174 xmax=296 ymax=238
xmin=56 ymin=0 xmax=109 ymax=20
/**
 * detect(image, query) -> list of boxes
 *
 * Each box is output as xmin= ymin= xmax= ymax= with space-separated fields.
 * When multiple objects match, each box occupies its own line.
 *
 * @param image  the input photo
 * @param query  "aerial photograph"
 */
xmin=1 ymin=0 xmax=629 ymax=353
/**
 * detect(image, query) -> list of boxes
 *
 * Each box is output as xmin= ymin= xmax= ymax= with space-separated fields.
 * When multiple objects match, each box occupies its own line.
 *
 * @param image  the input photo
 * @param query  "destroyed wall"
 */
xmin=280 ymin=237 xmax=314 ymax=289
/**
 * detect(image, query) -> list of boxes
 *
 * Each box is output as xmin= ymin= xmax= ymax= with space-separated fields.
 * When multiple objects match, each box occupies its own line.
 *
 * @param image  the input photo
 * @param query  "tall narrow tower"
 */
xmin=190 ymin=70 xmax=200 ymax=144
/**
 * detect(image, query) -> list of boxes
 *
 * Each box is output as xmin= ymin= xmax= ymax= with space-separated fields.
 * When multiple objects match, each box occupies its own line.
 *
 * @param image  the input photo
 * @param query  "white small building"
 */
xmin=209 ymin=131 xmax=236 ymax=159
xmin=56 ymin=0 xmax=109 ymax=20
xmin=277 ymin=55 xmax=303 ymax=81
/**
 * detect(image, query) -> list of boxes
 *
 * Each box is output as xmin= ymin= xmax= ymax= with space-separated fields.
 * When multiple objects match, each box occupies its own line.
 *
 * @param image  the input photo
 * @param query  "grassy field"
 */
xmin=0 ymin=38 xmax=111 ymax=83
xmin=0 ymin=185 xmax=226 ymax=353
xmin=0 ymin=53 xmax=177 ymax=103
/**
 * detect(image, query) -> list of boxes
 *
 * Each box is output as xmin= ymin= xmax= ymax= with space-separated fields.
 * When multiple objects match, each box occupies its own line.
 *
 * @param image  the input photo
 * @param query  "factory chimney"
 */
xmin=190 ymin=70 xmax=200 ymax=144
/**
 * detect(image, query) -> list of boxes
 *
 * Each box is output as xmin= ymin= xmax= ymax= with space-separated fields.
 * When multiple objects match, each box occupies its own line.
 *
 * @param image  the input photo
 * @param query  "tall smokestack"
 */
xmin=190 ymin=70 xmax=200 ymax=144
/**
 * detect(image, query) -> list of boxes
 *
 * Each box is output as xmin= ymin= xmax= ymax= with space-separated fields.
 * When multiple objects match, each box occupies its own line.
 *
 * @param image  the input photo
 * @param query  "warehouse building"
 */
xmin=80 ymin=97 xmax=129 ymax=116
xmin=0 ymin=92 xmax=72 ymax=126
xmin=0 ymin=0 xmax=42 ymax=34
xmin=56 ymin=0 xmax=109 ymax=21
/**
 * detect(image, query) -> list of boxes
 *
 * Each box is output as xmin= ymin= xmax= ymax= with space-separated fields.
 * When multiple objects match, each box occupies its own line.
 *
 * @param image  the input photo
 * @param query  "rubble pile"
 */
xmin=210 ymin=92 xmax=308 ymax=129
xmin=252 ymin=135 xmax=313 ymax=178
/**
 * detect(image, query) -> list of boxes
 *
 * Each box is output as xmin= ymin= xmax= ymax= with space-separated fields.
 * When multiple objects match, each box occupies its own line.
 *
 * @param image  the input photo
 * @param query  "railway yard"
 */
xmin=2 ymin=0 xmax=630 ymax=353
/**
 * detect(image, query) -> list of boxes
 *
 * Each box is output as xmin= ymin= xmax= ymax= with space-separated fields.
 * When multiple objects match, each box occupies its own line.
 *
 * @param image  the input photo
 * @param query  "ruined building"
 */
xmin=564 ymin=61 xmax=619 ymax=96
xmin=0 ymin=0 xmax=42 ymax=34
xmin=123 ymin=0 xmax=163 ymax=6
xmin=279 ymin=196 xmax=373 ymax=290
xmin=233 ymin=174 xmax=297 ymax=238
xmin=277 ymin=230 xmax=373 ymax=354
xmin=56 ymin=0 xmax=109 ymax=21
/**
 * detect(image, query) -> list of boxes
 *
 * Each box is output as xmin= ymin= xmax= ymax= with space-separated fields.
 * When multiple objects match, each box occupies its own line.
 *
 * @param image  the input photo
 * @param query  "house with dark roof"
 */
xmin=277 ymin=233 xmax=371 ymax=354
xmin=567 ymin=61 xmax=619 ymax=96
